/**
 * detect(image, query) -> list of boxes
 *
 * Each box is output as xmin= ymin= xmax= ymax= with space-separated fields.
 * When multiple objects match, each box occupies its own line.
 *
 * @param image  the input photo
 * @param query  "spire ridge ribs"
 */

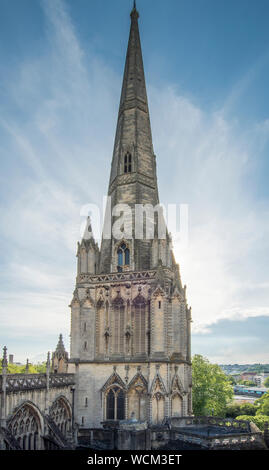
xmin=108 ymin=6 xmax=156 ymax=194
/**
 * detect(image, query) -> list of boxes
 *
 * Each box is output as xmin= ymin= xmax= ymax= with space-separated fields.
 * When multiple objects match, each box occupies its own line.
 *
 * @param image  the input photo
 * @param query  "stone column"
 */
xmin=45 ymin=352 xmax=50 ymax=414
xmin=0 ymin=346 xmax=8 ymax=427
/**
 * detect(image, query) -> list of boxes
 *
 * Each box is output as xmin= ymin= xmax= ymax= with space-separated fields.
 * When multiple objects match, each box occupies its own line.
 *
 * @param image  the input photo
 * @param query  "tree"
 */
xmin=239 ymin=403 xmax=257 ymax=416
xmin=34 ymin=362 xmax=47 ymax=373
xmin=255 ymin=392 xmax=269 ymax=416
xmin=237 ymin=380 xmax=256 ymax=386
xmin=225 ymin=403 xmax=242 ymax=419
xmin=192 ymin=355 xmax=234 ymax=417
xmin=228 ymin=376 xmax=236 ymax=385
xmin=226 ymin=402 xmax=257 ymax=418
xmin=0 ymin=360 xmax=47 ymax=374
xmin=264 ymin=377 xmax=269 ymax=388
xmin=236 ymin=415 xmax=269 ymax=431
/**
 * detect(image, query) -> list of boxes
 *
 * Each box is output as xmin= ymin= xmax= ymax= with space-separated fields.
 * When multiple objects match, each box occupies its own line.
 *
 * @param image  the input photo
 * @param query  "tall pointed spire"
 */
xmin=108 ymin=2 xmax=157 ymax=201
xmin=56 ymin=333 xmax=66 ymax=354
xmin=100 ymin=5 xmax=160 ymax=272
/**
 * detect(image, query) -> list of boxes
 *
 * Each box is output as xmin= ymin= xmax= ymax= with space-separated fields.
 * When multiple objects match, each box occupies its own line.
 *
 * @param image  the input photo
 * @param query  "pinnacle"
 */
xmin=2 ymin=346 xmax=8 ymax=368
xmin=56 ymin=333 xmax=66 ymax=353
xmin=131 ymin=1 xmax=139 ymax=19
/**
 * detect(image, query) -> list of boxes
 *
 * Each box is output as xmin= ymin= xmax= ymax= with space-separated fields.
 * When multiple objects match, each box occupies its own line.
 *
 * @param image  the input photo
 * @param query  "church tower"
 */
xmin=69 ymin=3 xmax=192 ymax=428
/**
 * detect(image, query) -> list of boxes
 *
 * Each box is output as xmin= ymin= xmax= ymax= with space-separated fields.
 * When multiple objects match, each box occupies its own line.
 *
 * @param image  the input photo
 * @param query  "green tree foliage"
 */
xmin=264 ymin=377 xmax=269 ymax=388
xmin=227 ymin=392 xmax=269 ymax=430
xmin=255 ymin=392 xmax=269 ymax=416
xmin=225 ymin=403 xmax=242 ymax=418
xmin=237 ymin=380 xmax=256 ymax=386
xmin=238 ymin=403 xmax=257 ymax=416
xmin=0 ymin=360 xmax=47 ymax=374
xmin=34 ymin=362 xmax=47 ymax=374
xmin=226 ymin=402 xmax=258 ymax=418
xmin=228 ymin=376 xmax=236 ymax=385
xmin=236 ymin=415 xmax=269 ymax=431
xmin=192 ymin=355 xmax=234 ymax=417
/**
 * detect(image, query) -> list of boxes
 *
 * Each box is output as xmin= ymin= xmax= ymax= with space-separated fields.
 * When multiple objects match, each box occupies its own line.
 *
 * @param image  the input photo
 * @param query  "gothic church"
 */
xmin=68 ymin=3 xmax=192 ymax=428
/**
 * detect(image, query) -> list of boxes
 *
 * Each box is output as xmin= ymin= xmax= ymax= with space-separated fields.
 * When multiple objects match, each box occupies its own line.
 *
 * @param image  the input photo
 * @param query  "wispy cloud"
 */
xmin=149 ymin=84 xmax=269 ymax=339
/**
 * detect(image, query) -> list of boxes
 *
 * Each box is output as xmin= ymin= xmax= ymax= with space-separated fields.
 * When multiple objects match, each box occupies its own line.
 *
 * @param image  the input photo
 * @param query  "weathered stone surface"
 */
xmin=69 ymin=4 xmax=192 ymax=431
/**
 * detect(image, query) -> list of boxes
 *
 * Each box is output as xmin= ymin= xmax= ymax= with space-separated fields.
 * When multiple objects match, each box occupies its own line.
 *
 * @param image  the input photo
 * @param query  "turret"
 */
xmin=52 ymin=334 xmax=68 ymax=373
xmin=77 ymin=216 xmax=99 ymax=275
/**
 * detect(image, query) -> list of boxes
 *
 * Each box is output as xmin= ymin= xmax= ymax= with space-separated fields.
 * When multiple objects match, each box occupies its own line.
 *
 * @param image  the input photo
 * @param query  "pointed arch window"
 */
xmin=117 ymin=243 xmax=130 ymax=272
xmin=106 ymin=387 xmax=125 ymax=420
xmin=124 ymin=152 xmax=132 ymax=173
xmin=133 ymin=295 xmax=146 ymax=356
xmin=112 ymin=297 xmax=125 ymax=354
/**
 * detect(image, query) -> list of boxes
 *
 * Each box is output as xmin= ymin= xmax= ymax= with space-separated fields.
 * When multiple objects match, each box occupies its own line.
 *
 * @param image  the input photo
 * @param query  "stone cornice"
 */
xmin=109 ymin=171 xmax=156 ymax=195
xmin=76 ymin=267 xmax=176 ymax=286
xmin=68 ymin=358 xmax=191 ymax=366
xmin=0 ymin=373 xmax=75 ymax=394
xmin=77 ymin=269 xmax=157 ymax=285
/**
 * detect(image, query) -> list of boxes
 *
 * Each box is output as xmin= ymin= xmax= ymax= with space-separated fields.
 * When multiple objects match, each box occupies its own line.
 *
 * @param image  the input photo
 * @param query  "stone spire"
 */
xmin=82 ymin=216 xmax=95 ymax=243
xmin=99 ymin=4 xmax=160 ymax=272
xmin=56 ymin=333 xmax=66 ymax=354
xmin=108 ymin=2 xmax=158 ymax=200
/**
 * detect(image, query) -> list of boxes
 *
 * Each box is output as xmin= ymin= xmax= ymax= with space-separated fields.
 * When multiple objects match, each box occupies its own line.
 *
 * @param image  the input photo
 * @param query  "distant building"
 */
xmin=255 ymin=372 xmax=269 ymax=387
xmin=229 ymin=373 xmax=241 ymax=382
xmin=240 ymin=372 xmax=257 ymax=382
xmin=254 ymin=376 xmax=262 ymax=387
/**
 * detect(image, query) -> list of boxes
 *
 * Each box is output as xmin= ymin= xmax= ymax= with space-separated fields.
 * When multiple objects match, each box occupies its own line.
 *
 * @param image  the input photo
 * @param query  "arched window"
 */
xmin=117 ymin=243 xmax=130 ymax=272
xmin=112 ymin=296 xmax=125 ymax=354
xmin=133 ymin=295 xmax=146 ymax=356
xmin=106 ymin=387 xmax=125 ymax=420
xmin=49 ymin=397 xmax=72 ymax=437
xmin=107 ymin=389 xmax=115 ymax=419
xmin=8 ymin=403 xmax=42 ymax=450
xmin=124 ymin=152 xmax=132 ymax=173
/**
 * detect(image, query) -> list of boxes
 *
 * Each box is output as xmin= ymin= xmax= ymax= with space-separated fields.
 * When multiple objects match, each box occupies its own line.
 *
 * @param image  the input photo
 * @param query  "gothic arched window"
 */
xmin=8 ymin=403 xmax=42 ymax=450
xmin=50 ymin=397 xmax=71 ymax=437
xmin=117 ymin=243 xmax=130 ymax=272
xmin=124 ymin=152 xmax=132 ymax=173
xmin=112 ymin=296 xmax=125 ymax=354
xmin=106 ymin=387 xmax=125 ymax=420
xmin=133 ymin=295 xmax=146 ymax=356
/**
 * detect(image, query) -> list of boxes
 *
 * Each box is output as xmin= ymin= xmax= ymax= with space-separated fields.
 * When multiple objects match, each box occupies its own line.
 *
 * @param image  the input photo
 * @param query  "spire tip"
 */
xmin=131 ymin=0 xmax=139 ymax=18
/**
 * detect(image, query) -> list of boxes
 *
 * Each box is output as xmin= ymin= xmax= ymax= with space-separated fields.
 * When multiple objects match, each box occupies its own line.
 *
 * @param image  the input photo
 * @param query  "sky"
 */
xmin=0 ymin=0 xmax=269 ymax=365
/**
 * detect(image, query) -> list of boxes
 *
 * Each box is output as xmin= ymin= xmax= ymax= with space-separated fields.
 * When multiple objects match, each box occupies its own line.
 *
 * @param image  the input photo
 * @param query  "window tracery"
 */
xmin=8 ymin=403 xmax=41 ymax=450
xmin=117 ymin=242 xmax=130 ymax=272
xmin=106 ymin=386 xmax=125 ymax=420
xmin=124 ymin=152 xmax=132 ymax=173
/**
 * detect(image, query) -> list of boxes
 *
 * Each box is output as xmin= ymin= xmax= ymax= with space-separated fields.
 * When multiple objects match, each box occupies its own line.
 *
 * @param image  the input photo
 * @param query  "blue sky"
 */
xmin=0 ymin=0 xmax=269 ymax=364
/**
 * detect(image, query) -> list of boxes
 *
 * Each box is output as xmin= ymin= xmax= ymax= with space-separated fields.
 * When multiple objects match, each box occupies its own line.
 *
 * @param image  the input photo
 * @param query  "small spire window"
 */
xmin=124 ymin=152 xmax=132 ymax=173
xmin=117 ymin=243 xmax=130 ymax=272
